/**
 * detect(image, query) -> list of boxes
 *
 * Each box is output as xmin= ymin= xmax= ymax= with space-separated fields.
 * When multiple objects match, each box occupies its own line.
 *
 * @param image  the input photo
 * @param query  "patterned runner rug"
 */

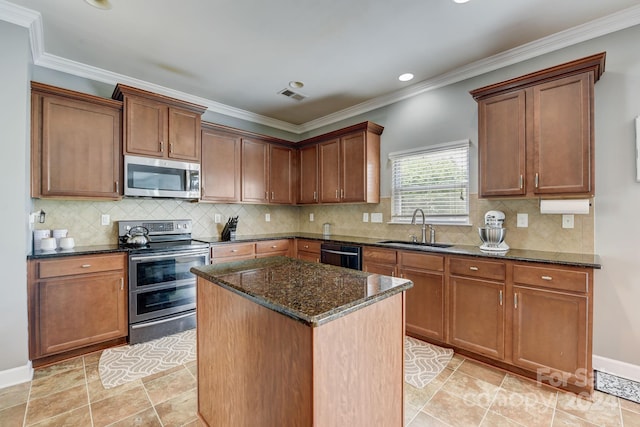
xmin=404 ymin=336 xmax=454 ymax=389
xmin=99 ymin=329 xmax=196 ymax=389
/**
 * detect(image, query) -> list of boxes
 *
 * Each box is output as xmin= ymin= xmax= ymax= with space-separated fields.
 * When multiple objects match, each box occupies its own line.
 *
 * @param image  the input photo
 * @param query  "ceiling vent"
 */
xmin=278 ymin=88 xmax=307 ymax=101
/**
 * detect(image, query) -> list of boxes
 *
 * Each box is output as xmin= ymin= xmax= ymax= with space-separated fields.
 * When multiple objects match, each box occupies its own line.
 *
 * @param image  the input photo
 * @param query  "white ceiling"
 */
xmin=2 ymin=0 xmax=640 ymax=133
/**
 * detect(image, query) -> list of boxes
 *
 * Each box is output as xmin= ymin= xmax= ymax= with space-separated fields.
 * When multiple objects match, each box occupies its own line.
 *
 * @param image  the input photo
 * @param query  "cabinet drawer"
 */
xmin=450 ymin=257 xmax=505 ymax=281
xmin=256 ymin=239 xmax=290 ymax=255
xmin=399 ymin=251 xmax=443 ymax=272
xmin=364 ymin=247 xmax=397 ymax=265
xmin=296 ymin=239 xmax=321 ymax=254
xmin=211 ymin=242 xmax=255 ymax=259
xmin=513 ymin=264 xmax=590 ymax=293
xmin=37 ymin=254 xmax=125 ymax=279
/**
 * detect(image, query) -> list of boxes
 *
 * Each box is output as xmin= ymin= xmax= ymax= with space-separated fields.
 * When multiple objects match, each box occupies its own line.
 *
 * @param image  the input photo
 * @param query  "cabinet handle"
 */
xmin=541 ymin=275 xmax=553 ymax=281
xmin=335 ymin=189 xmax=339 ymax=198
xmin=519 ymin=175 xmax=523 ymax=189
xmin=231 ymin=249 xmax=238 ymax=253
xmin=340 ymin=189 xmax=344 ymax=199
xmin=159 ymin=141 xmax=164 ymax=152
xmin=313 ymin=191 xmax=317 ymax=201
xmin=514 ymin=293 xmax=518 ymax=309
xmin=469 ymin=266 xmax=479 ymax=271
xmin=535 ymin=173 xmax=539 ymax=188
xmin=271 ymin=245 xmax=277 ymax=249
xmin=169 ymin=142 xmax=173 ymax=154
xmin=115 ymin=181 xmax=119 ymax=193
xmin=271 ymin=191 xmax=275 ymax=200
xmin=81 ymin=264 xmax=91 ymax=268
xmin=499 ymin=290 xmax=503 ymax=306
xmin=120 ymin=278 xmax=124 ymax=291
xmin=303 ymin=245 xmax=309 ymax=249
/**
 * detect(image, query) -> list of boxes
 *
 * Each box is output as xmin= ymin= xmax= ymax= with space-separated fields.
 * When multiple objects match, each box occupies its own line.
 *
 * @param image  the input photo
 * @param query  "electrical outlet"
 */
xmin=309 ymin=213 xmax=314 ymax=222
xmin=562 ymin=214 xmax=574 ymax=229
xmin=214 ymin=214 xmax=221 ymax=223
xmin=362 ymin=213 xmax=369 ymax=222
xmin=101 ymin=214 xmax=110 ymax=226
xmin=265 ymin=213 xmax=271 ymax=222
xmin=371 ymin=213 xmax=383 ymax=223
xmin=517 ymin=213 xmax=528 ymax=228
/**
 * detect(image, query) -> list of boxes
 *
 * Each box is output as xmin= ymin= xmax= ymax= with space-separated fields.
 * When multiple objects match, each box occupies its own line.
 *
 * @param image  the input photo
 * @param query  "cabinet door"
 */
xmin=39 ymin=95 xmax=121 ymax=199
xmin=269 ymin=145 xmax=294 ymax=204
xmin=168 ymin=107 xmax=201 ymax=161
xmin=341 ymin=132 xmax=367 ymax=202
xmin=364 ymin=262 xmax=397 ymax=277
xmin=449 ymin=276 xmax=505 ymax=360
xmin=319 ymin=138 xmax=341 ymax=203
xmin=478 ymin=91 xmax=527 ymax=197
xmin=201 ymin=130 xmax=241 ymax=202
xmin=533 ymin=73 xmax=592 ymax=194
xmin=241 ymin=139 xmax=269 ymax=203
xmin=37 ymin=273 xmax=126 ymax=356
xmin=400 ymin=267 xmax=445 ymax=341
xmin=124 ymin=96 xmax=167 ymax=157
xmin=298 ymin=145 xmax=318 ymax=204
xmin=512 ymin=285 xmax=589 ymax=386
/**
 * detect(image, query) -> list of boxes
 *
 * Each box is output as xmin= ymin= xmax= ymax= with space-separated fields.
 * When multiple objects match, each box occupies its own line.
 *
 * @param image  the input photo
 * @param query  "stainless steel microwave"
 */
xmin=124 ymin=155 xmax=200 ymax=199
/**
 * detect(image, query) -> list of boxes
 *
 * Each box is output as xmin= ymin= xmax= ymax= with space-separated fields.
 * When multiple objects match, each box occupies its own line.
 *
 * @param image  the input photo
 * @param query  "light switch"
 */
xmin=562 ymin=214 xmax=574 ymax=229
xmin=516 ymin=213 xmax=528 ymax=228
xmin=309 ymin=213 xmax=314 ymax=222
xmin=362 ymin=213 xmax=369 ymax=222
xmin=214 ymin=214 xmax=221 ymax=223
xmin=371 ymin=213 xmax=383 ymax=223
xmin=265 ymin=213 xmax=271 ymax=222
xmin=101 ymin=214 xmax=110 ymax=226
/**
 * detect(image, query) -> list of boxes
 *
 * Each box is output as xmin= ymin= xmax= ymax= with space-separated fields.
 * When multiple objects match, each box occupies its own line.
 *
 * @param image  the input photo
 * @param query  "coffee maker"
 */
xmin=478 ymin=210 xmax=509 ymax=253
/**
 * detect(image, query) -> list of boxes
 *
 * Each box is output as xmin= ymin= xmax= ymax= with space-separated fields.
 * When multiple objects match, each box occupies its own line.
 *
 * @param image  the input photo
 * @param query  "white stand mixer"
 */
xmin=479 ymin=210 xmax=509 ymax=253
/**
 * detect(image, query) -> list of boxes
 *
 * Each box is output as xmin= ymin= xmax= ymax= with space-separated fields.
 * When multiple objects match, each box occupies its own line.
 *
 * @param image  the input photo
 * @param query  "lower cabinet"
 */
xmin=295 ymin=239 xmax=321 ymax=263
xmin=363 ymin=247 xmax=397 ymax=276
xmin=399 ymin=251 xmax=445 ymax=342
xmin=28 ymin=253 xmax=128 ymax=364
xmin=211 ymin=239 xmax=292 ymax=263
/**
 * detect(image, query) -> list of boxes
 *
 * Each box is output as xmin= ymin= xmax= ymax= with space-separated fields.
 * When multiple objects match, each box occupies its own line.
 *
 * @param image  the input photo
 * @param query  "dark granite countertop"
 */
xmin=198 ymin=233 xmax=602 ymax=269
xmin=27 ymin=244 xmax=126 ymax=260
xmin=191 ymin=256 xmax=413 ymax=327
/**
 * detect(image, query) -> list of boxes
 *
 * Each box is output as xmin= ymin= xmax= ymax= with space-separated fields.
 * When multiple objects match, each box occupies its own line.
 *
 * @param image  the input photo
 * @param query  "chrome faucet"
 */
xmin=411 ymin=208 xmax=435 ymax=244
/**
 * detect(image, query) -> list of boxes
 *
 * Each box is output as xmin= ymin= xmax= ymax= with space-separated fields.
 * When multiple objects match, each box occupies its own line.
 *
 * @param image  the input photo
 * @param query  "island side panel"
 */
xmin=196 ymin=277 xmax=313 ymax=427
xmin=312 ymin=292 xmax=405 ymax=427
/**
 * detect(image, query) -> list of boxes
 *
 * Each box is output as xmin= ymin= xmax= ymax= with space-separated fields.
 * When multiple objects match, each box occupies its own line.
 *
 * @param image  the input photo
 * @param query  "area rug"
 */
xmin=404 ymin=336 xmax=454 ymax=389
xmin=98 ymin=329 xmax=196 ymax=389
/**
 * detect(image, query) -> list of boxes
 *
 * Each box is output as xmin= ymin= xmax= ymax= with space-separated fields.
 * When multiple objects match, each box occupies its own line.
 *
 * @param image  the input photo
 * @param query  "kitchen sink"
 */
xmin=376 ymin=240 xmax=453 ymax=248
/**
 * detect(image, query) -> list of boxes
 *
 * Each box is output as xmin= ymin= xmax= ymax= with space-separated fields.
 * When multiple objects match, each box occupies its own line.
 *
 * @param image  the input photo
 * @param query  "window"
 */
xmin=389 ymin=140 xmax=470 ymax=225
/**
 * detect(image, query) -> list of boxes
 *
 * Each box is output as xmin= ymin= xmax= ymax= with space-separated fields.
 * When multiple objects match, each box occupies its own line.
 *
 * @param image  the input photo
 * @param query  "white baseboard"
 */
xmin=0 ymin=361 xmax=33 ymax=389
xmin=593 ymin=354 xmax=640 ymax=383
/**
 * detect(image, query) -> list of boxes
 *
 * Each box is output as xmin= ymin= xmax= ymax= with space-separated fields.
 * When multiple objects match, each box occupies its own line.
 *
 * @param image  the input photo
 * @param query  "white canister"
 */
xmin=40 ymin=237 xmax=57 ymax=251
xmin=33 ymin=229 xmax=51 ymax=251
xmin=59 ymin=237 xmax=75 ymax=250
xmin=53 ymin=229 xmax=68 ymax=247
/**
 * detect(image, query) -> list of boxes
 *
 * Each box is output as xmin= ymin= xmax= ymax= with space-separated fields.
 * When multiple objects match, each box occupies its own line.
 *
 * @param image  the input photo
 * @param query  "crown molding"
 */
xmin=2 ymin=0 xmax=640 ymax=134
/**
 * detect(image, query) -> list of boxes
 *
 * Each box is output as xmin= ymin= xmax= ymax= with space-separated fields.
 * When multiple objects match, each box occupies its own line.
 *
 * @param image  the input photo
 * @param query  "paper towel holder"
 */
xmin=539 ymin=198 xmax=591 ymax=215
xmin=635 ymin=116 xmax=640 ymax=182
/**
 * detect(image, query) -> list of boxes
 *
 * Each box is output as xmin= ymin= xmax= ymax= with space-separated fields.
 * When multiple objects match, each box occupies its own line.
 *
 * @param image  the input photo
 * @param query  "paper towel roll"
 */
xmin=539 ymin=199 xmax=590 ymax=214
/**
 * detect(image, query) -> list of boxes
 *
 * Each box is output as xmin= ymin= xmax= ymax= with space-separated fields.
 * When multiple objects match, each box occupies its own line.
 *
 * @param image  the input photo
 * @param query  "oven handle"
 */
xmin=320 ymin=249 xmax=360 ymax=256
xmin=130 ymin=250 xmax=209 ymax=261
xmin=130 ymin=311 xmax=195 ymax=329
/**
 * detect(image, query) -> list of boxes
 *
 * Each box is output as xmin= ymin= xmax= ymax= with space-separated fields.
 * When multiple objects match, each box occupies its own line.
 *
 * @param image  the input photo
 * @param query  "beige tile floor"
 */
xmin=1 ymin=350 xmax=640 ymax=426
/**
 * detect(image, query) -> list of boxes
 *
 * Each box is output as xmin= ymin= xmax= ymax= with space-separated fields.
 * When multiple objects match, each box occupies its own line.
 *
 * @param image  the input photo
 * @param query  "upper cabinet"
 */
xmin=241 ymin=138 xmax=295 ymax=204
xmin=471 ymin=52 xmax=605 ymax=198
xmin=201 ymin=125 xmax=242 ymax=203
xmin=112 ymin=84 xmax=207 ymax=162
xmin=299 ymin=121 xmax=383 ymax=204
xmin=31 ymin=82 xmax=123 ymax=200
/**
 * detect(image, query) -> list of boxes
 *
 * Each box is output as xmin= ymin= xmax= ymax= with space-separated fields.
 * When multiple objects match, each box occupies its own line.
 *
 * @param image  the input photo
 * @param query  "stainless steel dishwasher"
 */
xmin=320 ymin=243 xmax=363 ymax=270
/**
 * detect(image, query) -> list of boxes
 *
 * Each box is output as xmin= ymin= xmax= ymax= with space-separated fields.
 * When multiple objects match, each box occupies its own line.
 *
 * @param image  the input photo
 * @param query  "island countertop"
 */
xmin=191 ymin=256 xmax=413 ymax=327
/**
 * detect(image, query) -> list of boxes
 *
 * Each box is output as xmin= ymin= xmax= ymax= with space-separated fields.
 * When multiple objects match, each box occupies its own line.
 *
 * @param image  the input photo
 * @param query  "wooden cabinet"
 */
xmin=298 ymin=145 xmax=318 ymax=204
xmin=448 ymin=257 xmax=506 ymax=360
xmin=511 ymin=263 xmax=592 ymax=390
xmin=471 ymin=52 xmax=605 ymax=198
xmin=295 ymin=239 xmax=321 ymax=263
xmin=363 ymin=247 xmax=397 ymax=277
xmin=256 ymin=239 xmax=291 ymax=258
xmin=112 ymin=84 xmax=206 ymax=162
xmin=201 ymin=126 xmax=241 ymax=202
xmin=211 ymin=239 xmax=293 ymax=263
xmin=31 ymin=82 xmax=122 ymax=200
xmin=398 ymin=251 xmax=445 ymax=342
xmin=241 ymin=139 xmax=295 ymax=204
xmin=299 ymin=121 xmax=383 ymax=204
xmin=28 ymin=253 xmax=128 ymax=365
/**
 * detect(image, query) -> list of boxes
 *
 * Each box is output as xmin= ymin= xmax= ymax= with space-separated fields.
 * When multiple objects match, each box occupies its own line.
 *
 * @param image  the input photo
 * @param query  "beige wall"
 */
xmin=34 ymin=194 xmax=593 ymax=254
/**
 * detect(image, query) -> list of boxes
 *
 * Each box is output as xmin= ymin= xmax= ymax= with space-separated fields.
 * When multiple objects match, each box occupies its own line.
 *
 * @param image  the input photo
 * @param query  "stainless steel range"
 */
xmin=118 ymin=219 xmax=210 ymax=344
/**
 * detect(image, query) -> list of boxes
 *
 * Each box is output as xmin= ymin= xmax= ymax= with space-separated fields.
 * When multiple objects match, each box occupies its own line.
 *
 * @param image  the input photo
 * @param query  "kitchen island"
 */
xmin=191 ymin=257 xmax=413 ymax=427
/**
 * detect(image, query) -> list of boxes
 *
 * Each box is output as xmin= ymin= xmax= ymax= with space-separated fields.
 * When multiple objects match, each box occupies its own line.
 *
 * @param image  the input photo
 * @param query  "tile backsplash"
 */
xmin=32 ymin=194 xmax=594 ymax=254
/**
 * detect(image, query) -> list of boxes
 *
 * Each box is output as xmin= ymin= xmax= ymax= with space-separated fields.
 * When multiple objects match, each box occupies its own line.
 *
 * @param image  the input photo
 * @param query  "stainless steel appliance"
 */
xmin=320 ymin=243 xmax=362 ymax=270
xmin=478 ymin=210 xmax=509 ymax=253
xmin=124 ymin=155 xmax=200 ymax=199
xmin=119 ymin=219 xmax=210 ymax=344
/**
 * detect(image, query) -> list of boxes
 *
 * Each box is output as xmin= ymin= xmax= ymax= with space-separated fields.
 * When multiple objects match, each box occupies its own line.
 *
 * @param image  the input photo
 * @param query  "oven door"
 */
xmin=129 ymin=249 xmax=209 ymax=323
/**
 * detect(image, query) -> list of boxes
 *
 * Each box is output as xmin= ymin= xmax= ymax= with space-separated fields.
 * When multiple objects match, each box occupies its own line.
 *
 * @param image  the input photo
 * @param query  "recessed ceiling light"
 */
xmin=398 ymin=73 xmax=414 ymax=82
xmin=85 ymin=0 xmax=112 ymax=10
xmin=452 ymin=0 xmax=470 ymax=3
xmin=288 ymin=81 xmax=304 ymax=89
